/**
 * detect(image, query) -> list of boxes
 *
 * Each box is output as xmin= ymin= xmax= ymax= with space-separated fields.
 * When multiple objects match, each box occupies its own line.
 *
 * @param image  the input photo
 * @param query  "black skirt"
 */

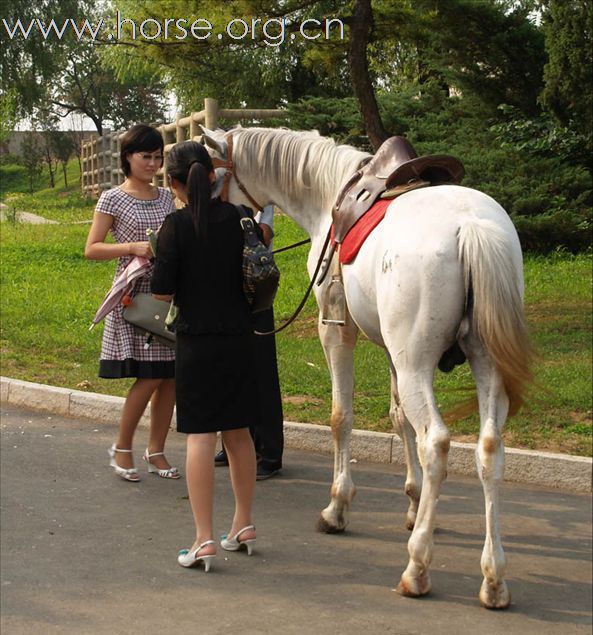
xmin=99 ymin=359 xmax=175 ymax=379
xmin=175 ymin=331 xmax=258 ymax=434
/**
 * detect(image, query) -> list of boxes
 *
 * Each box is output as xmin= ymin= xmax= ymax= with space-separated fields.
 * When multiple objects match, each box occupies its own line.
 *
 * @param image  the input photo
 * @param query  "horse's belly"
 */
xmin=342 ymin=232 xmax=385 ymax=346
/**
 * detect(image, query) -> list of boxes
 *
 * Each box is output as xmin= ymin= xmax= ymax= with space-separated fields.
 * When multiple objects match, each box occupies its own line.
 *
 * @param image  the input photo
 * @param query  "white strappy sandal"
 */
xmin=108 ymin=445 xmax=140 ymax=482
xmin=220 ymin=525 xmax=256 ymax=555
xmin=178 ymin=540 xmax=216 ymax=571
xmin=143 ymin=449 xmax=180 ymax=479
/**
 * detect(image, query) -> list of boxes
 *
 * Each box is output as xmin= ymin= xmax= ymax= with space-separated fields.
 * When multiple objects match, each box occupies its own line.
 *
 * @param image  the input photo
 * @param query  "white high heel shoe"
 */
xmin=108 ymin=445 xmax=140 ymax=482
xmin=178 ymin=540 xmax=216 ymax=571
xmin=142 ymin=449 xmax=180 ymax=479
xmin=220 ymin=525 xmax=256 ymax=555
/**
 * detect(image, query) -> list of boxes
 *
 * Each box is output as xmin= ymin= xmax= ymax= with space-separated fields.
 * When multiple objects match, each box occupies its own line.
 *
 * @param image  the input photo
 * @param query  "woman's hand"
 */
xmin=130 ymin=241 xmax=153 ymax=258
xmin=85 ymin=212 xmax=155 ymax=261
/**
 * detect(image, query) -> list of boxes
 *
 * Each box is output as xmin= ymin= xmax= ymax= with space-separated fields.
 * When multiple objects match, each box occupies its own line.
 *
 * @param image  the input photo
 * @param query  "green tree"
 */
xmin=53 ymin=47 xmax=168 ymax=135
xmin=50 ymin=130 xmax=77 ymax=187
xmin=406 ymin=0 xmax=545 ymax=115
xmin=540 ymin=0 xmax=593 ymax=135
xmin=0 ymin=89 xmax=19 ymax=144
xmin=1 ymin=0 xmax=168 ymax=132
xmin=32 ymin=107 xmax=60 ymax=188
xmin=20 ymin=132 xmax=44 ymax=192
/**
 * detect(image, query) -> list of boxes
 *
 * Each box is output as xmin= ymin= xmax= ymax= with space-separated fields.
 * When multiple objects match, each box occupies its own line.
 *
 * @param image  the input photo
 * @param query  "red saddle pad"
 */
xmin=332 ymin=198 xmax=392 ymax=264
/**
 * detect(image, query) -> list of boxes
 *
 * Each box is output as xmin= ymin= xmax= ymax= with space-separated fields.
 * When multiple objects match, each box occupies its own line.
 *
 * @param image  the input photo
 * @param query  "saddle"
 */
xmin=332 ymin=136 xmax=465 ymax=243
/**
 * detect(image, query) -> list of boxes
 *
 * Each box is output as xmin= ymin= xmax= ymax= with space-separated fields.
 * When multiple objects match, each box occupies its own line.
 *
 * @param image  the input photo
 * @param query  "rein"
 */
xmin=254 ymin=227 xmax=333 ymax=336
xmin=211 ymin=132 xmax=330 ymax=336
xmin=272 ymin=238 xmax=310 ymax=255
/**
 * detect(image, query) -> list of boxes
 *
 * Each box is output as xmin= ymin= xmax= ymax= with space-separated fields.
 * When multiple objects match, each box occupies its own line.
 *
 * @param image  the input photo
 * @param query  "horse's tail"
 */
xmin=458 ymin=218 xmax=534 ymax=415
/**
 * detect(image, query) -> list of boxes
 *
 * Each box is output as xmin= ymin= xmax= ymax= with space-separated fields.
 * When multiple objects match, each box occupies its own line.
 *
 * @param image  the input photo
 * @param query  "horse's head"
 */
xmin=199 ymin=125 xmax=229 ymax=159
xmin=199 ymin=125 xmax=272 ymax=212
xmin=199 ymin=126 xmax=232 ymax=200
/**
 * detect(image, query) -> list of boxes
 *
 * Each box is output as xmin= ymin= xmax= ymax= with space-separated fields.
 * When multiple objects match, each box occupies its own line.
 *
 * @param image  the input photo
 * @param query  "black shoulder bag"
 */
xmin=237 ymin=206 xmax=280 ymax=313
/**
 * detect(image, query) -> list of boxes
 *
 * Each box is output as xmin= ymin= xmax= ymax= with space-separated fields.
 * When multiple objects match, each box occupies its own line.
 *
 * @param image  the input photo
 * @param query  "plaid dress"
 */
xmin=96 ymin=187 xmax=176 ymax=378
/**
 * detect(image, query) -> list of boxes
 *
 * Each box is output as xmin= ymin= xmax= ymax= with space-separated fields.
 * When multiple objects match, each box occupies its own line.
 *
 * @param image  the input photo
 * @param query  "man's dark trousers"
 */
xmin=252 ymin=307 xmax=284 ymax=471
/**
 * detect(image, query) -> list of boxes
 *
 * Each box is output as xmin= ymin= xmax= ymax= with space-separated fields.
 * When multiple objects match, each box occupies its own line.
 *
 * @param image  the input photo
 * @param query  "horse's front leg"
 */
xmin=316 ymin=312 xmax=359 ymax=533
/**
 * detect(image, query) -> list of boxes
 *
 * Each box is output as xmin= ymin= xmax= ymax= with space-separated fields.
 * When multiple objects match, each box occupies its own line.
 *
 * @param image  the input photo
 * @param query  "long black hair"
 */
xmin=166 ymin=141 xmax=214 ymax=239
xmin=120 ymin=124 xmax=164 ymax=177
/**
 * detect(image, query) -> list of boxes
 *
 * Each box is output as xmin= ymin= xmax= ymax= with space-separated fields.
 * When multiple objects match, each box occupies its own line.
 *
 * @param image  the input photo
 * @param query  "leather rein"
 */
xmin=212 ymin=133 xmax=331 ymax=336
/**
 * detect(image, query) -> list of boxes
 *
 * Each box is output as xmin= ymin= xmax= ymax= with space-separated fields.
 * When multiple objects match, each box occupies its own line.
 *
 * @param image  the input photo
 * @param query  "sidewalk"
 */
xmin=1 ymin=404 xmax=591 ymax=635
xmin=1 ymin=376 xmax=591 ymax=492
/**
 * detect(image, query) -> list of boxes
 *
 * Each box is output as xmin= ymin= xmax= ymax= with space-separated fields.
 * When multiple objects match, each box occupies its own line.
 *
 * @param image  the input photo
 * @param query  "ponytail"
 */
xmin=186 ymin=161 xmax=211 ymax=239
xmin=166 ymin=141 xmax=214 ymax=240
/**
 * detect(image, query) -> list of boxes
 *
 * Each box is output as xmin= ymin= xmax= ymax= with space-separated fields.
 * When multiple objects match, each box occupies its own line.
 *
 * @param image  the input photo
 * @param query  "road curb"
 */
xmin=1 ymin=376 xmax=591 ymax=493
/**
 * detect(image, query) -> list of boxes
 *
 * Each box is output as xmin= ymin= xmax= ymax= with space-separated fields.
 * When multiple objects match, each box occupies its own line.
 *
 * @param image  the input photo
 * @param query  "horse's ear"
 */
xmin=199 ymin=125 xmax=228 ymax=158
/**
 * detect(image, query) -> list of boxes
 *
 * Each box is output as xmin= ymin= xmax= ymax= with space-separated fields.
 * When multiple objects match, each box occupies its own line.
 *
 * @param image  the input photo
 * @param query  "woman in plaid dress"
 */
xmin=85 ymin=124 xmax=179 ymax=482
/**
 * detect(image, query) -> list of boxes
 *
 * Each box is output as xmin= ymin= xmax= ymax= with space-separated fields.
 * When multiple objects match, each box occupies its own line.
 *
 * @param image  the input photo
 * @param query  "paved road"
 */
xmin=1 ymin=405 xmax=591 ymax=635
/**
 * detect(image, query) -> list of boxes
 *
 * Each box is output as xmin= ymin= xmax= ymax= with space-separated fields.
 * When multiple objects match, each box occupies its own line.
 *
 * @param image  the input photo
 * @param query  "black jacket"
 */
xmin=151 ymin=201 xmax=253 ymax=334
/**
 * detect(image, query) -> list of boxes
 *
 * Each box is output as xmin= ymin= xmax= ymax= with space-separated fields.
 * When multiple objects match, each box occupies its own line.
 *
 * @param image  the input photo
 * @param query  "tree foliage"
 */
xmin=20 ymin=133 xmax=44 ymax=192
xmin=0 ymin=89 xmax=19 ymax=144
xmin=1 ymin=0 xmax=168 ymax=132
xmin=540 ymin=0 xmax=593 ymax=135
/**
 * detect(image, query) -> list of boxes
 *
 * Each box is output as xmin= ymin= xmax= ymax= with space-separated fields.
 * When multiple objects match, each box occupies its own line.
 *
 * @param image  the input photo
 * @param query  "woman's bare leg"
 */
xmin=115 ymin=378 xmax=161 ymax=469
xmin=222 ymin=427 xmax=257 ymax=540
xmin=185 ymin=432 xmax=217 ymax=555
xmin=147 ymin=378 xmax=176 ymax=470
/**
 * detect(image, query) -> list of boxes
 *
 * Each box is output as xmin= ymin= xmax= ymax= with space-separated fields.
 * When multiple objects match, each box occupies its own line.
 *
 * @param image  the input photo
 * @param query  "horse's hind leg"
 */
xmin=460 ymin=322 xmax=511 ymax=609
xmin=388 ymin=365 xmax=422 ymax=530
xmin=390 ymin=361 xmax=450 ymax=598
xmin=316 ymin=314 xmax=359 ymax=534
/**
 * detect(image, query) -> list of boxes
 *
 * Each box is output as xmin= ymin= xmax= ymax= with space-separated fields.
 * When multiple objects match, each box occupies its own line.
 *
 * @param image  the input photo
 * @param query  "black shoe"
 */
xmin=214 ymin=450 xmax=229 ymax=466
xmin=256 ymin=464 xmax=280 ymax=481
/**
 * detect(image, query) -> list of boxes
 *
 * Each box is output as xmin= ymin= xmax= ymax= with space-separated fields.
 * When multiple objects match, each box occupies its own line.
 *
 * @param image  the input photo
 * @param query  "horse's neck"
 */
xmin=235 ymin=129 xmax=368 ymax=239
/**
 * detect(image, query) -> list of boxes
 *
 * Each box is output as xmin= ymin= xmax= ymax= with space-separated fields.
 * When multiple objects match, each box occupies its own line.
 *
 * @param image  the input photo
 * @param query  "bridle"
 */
xmin=207 ymin=132 xmax=334 ymax=336
xmin=210 ymin=134 xmax=266 ymax=214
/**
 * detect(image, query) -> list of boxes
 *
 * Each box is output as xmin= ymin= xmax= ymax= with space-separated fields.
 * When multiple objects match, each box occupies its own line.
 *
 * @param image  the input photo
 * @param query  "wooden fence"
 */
xmin=80 ymin=98 xmax=286 ymax=198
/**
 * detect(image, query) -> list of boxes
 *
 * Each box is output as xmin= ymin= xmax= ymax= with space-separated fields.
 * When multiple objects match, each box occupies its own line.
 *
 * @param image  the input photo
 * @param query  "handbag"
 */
xmin=237 ymin=206 xmax=280 ymax=313
xmin=122 ymin=293 xmax=176 ymax=348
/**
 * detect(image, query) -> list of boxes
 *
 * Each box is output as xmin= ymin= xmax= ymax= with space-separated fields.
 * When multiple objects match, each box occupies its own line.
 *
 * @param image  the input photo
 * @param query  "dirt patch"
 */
xmin=283 ymin=394 xmax=323 ymax=406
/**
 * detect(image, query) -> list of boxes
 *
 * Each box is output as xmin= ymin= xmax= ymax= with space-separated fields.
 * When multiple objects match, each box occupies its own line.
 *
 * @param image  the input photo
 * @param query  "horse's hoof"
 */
xmin=316 ymin=514 xmax=346 ymax=534
xmin=479 ymin=579 xmax=511 ymax=609
xmin=396 ymin=571 xmax=431 ymax=597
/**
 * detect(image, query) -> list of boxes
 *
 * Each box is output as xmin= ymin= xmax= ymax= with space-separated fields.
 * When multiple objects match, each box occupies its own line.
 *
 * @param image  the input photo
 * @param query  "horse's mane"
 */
xmin=232 ymin=127 xmax=369 ymax=211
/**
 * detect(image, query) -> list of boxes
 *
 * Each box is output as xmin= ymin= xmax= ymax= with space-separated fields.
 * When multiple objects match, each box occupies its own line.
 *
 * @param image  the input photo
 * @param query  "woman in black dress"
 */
xmin=151 ymin=141 xmax=257 ymax=571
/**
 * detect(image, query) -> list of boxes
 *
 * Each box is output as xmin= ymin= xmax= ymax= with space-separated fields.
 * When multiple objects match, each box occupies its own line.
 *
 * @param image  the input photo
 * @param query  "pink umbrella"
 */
xmin=89 ymin=256 xmax=150 ymax=329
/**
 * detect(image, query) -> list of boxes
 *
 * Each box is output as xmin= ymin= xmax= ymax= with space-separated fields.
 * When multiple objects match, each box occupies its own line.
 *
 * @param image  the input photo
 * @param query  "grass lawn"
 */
xmin=1 ymin=164 xmax=591 ymax=456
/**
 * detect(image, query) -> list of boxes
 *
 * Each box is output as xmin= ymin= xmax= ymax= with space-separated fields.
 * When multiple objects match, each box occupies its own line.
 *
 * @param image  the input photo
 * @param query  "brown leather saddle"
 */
xmin=333 ymin=136 xmax=465 ymax=243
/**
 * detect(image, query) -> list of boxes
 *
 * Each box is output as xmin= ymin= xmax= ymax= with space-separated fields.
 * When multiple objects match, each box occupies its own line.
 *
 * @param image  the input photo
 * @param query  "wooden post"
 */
xmin=91 ymin=137 xmax=98 ymax=198
xmin=190 ymin=113 xmax=199 ymax=141
xmin=81 ymin=141 xmax=87 ymax=195
xmin=205 ymin=98 xmax=219 ymax=130
xmin=110 ymin=132 xmax=117 ymax=188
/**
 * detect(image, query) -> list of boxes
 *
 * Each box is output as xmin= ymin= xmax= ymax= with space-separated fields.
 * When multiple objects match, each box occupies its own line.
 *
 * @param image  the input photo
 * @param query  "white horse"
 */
xmin=200 ymin=126 xmax=532 ymax=609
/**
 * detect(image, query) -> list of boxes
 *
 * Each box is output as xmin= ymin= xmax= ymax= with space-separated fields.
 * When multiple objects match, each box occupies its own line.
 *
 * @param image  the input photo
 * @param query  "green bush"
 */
xmin=0 ymin=163 xmax=29 ymax=197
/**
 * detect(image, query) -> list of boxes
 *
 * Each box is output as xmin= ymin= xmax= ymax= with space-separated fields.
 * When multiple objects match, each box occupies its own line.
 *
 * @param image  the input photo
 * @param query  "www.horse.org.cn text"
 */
xmin=2 ymin=13 xmax=346 ymax=47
